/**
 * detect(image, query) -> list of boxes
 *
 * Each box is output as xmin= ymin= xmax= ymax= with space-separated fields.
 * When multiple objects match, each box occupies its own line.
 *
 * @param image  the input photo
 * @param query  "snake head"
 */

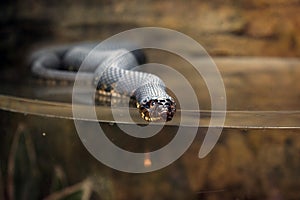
xmin=137 ymin=97 xmax=176 ymax=122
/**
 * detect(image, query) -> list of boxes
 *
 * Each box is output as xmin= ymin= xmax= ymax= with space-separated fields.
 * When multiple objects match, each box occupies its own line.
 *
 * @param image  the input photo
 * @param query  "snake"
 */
xmin=30 ymin=42 xmax=176 ymax=122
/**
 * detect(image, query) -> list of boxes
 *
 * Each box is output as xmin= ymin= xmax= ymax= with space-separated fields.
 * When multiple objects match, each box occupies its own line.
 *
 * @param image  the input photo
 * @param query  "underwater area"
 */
xmin=1 ymin=1 xmax=300 ymax=199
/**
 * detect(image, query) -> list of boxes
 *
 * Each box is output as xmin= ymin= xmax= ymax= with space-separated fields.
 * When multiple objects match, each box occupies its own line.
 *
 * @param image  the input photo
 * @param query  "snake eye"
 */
xmin=145 ymin=102 xmax=150 ymax=108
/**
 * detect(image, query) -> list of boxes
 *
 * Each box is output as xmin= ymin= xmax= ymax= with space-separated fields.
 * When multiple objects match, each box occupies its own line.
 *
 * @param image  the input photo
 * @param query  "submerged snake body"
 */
xmin=31 ymin=43 xmax=176 ymax=122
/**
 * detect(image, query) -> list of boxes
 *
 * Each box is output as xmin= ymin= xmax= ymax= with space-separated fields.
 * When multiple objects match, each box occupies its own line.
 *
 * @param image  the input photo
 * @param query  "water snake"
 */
xmin=30 ymin=42 xmax=176 ymax=122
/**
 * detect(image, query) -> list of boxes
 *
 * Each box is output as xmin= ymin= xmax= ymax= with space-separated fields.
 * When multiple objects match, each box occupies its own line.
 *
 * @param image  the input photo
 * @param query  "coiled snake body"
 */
xmin=30 ymin=42 xmax=176 ymax=122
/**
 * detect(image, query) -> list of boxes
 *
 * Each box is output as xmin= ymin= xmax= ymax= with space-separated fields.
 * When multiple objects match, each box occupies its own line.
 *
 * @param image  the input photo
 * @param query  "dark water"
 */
xmin=1 ymin=111 xmax=300 ymax=199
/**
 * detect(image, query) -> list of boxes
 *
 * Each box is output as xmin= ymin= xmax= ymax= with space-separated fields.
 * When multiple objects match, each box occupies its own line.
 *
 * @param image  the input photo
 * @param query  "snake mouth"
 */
xmin=137 ymin=98 xmax=176 ymax=122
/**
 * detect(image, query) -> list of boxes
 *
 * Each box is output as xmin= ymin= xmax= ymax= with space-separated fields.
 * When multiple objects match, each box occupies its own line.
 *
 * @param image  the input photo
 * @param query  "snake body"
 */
xmin=30 ymin=42 xmax=176 ymax=122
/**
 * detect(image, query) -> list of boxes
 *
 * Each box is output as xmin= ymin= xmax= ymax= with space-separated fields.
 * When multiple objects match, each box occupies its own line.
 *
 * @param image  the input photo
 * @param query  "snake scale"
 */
xmin=30 ymin=42 xmax=176 ymax=122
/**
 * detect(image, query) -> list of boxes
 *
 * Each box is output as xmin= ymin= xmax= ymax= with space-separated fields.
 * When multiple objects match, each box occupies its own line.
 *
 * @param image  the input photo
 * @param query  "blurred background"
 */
xmin=1 ymin=0 xmax=300 ymax=70
xmin=1 ymin=0 xmax=300 ymax=199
